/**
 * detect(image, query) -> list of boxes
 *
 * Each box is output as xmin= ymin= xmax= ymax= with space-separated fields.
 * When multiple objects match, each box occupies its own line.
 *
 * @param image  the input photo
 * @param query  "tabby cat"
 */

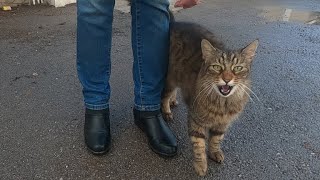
xmin=162 ymin=22 xmax=259 ymax=176
xmin=126 ymin=0 xmax=259 ymax=176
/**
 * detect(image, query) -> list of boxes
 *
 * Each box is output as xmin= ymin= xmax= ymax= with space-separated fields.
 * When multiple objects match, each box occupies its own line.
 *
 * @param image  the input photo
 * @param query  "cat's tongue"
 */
xmin=218 ymin=85 xmax=233 ymax=96
xmin=221 ymin=85 xmax=231 ymax=93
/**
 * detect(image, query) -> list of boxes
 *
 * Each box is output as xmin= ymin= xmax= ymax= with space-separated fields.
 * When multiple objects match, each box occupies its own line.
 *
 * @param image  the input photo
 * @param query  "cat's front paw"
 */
xmin=162 ymin=112 xmax=174 ymax=121
xmin=170 ymin=99 xmax=179 ymax=107
xmin=209 ymin=150 xmax=224 ymax=163
xmin=193 ymin=161 xmax=208 ymax=176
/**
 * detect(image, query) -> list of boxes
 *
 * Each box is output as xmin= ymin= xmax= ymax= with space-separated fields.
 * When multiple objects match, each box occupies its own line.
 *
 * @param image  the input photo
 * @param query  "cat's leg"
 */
xmin=208 ymin=129 xmax=225 ymax=163
xmin=189 ymin=119 xmax=208 ymax=176
xmin=169 ymin=88 xmax=179 ymax=107
xmin=161 ymin=80 xmax=177 ymax=121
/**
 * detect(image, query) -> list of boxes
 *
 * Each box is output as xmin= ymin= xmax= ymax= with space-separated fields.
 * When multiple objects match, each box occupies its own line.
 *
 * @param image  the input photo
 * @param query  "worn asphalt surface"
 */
xmin=0 ymin=0 xmax=319 ymax=179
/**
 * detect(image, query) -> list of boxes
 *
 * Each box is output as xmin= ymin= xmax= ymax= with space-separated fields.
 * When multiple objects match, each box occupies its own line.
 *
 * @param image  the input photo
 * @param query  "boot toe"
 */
xmin=150 ymin=141 xmax=177 ymax=157
xmin=85 ymin=132 xmax=111 ymax=154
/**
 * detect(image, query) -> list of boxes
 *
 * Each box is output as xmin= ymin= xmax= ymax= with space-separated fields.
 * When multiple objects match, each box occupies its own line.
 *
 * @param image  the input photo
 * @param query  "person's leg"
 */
xmin=77 ymin=0 xmax=114 ymax=110
xmin=131 ymin=0 xmax=169 ymax=110
xmin=131 ymin=0 xmax=177 ymax=157
xmin=77 ymin=0 xmax=115 ymax=154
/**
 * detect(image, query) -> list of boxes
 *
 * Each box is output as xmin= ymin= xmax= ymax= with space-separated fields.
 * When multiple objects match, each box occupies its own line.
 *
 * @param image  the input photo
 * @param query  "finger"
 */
xmin=183 ymin=2 xmax=197 ymax=9
xmin=174 ymin=0 xmax=182 ymax=7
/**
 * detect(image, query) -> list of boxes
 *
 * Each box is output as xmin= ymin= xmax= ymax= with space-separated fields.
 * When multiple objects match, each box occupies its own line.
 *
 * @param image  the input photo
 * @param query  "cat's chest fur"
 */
xmin=189 ymin=90 xmax=247 ymax=127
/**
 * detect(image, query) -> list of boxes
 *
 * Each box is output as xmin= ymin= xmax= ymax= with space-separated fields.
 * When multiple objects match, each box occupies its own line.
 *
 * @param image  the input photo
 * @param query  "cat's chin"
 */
xmin=218 ymin=85 xmax=234 ymax=97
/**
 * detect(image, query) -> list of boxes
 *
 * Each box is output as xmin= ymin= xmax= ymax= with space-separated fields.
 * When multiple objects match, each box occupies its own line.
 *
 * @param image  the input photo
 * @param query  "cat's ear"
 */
xmin=201 ymin=39 xmax=217 ymax=62
xmin=241 ymin=39 xmax=259 ymax=62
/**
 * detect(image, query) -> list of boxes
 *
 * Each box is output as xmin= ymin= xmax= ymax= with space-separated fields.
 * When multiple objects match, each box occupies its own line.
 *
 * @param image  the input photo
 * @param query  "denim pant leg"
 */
xmin=131 ymin=0 xmax=170 ymax=111
xmin=77 ymin=0 xmax=115 ymax=110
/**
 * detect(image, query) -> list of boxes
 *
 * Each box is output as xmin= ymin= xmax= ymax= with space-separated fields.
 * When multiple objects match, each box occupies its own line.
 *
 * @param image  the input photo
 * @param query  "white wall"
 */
xmin=49 ymin=0 xmax=75 ymax=7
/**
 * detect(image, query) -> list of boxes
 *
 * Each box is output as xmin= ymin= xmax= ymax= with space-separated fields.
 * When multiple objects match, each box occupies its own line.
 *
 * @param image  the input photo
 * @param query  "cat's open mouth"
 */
xmin=218 ymin=85 xmax=233 ymax=96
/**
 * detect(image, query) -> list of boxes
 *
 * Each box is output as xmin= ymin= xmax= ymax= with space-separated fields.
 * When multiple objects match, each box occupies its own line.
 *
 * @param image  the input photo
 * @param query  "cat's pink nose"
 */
xmin=223 ymin=79 xmax=231 ymax=84
xmin=222 ymin=71 xmax=233 ymax=84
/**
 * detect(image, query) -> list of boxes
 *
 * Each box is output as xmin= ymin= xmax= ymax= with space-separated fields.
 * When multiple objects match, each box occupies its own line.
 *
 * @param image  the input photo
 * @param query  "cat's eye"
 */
xmin=209 ymin=65 xmax=222 ymax=72
xmin=233 ymin=66 xmax=243 ymax=72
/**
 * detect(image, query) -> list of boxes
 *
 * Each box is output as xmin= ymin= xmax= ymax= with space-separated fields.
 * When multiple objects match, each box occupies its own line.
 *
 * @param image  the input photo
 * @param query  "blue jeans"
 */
xmin=77 ymin=0 xmax=170 ymax=111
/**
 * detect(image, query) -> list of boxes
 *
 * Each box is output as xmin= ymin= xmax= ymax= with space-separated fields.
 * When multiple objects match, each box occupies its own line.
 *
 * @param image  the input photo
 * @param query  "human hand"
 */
xmin=174 ymin=0 xmax=200 ymax=9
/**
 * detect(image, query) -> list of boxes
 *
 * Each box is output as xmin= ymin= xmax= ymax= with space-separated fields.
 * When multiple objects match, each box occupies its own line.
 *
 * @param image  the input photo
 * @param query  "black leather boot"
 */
xmin=84 ymin=108 xmax=111 ymax=155
xmin=134 ymin=109 xmax=177 ymax=157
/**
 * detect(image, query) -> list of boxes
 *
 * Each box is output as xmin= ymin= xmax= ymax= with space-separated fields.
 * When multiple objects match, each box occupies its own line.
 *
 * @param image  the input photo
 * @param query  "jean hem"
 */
xmin=134 ymin=104 xmax=160 ymax=111
xmin=85 ymin=103 xmax=109 ymax=110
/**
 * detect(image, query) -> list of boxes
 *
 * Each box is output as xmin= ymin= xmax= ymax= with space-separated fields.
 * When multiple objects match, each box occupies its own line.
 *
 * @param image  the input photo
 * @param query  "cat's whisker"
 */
xmin=239 ymin=83 xmax=261 ymax=102
xmin=197 ymin=84 xmax=212 ymax=107
xmin=192 ymin=82 xmax=212 ymax=110
xmin=207 ymin=84 xmax=216 ymax=102
xmin=238 ymin=85 xmax=255 ymax=103
xmin=195 ymin=83 xmax=216 ymax=120
xmin=194 ymin=82 xmax=215 ymax=119
xmin=192 ymin=84 xmax=213 ymax=120
xmin=197 ymin=81 xmax=212 ymax=92
xmin=198 ymin=81 xmax=210 ymax=89
xmin=201 ymin=84 xmax=213 ymax=107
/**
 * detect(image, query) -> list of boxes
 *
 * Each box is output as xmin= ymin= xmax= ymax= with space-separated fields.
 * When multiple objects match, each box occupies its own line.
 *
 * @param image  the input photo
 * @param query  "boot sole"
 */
xmin=86 ymin=144 xmax=111 ymax=155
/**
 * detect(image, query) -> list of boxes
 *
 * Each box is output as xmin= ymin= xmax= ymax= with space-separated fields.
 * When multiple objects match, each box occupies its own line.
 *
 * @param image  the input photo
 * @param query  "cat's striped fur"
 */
xmin=162 ymin=22 xmax=258 ymax=176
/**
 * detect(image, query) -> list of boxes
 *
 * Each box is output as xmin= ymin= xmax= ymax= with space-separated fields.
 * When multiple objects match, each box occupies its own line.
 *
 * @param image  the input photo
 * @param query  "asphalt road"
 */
xmin=0 ymin=0 xmax=319 ymax=179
